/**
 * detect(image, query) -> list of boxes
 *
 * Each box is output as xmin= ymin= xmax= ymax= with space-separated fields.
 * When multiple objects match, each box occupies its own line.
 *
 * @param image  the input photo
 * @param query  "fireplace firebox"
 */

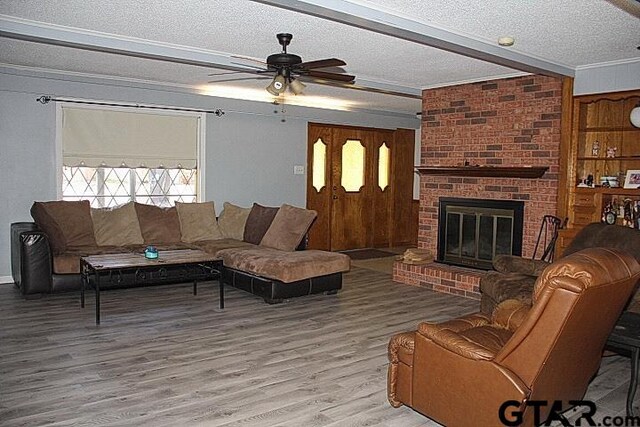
xmin=437 ymin=198 xmax=524 ymax=270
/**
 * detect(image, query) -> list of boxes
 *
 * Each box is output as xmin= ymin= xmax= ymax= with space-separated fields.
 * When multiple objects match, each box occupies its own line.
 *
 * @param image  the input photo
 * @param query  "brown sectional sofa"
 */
xmin=11 ymin=200 xmax=350 ymax=303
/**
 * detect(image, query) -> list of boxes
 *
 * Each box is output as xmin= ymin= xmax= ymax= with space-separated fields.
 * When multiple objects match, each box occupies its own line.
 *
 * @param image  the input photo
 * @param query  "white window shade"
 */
xmin=62 ymin=106 xmax=199 ymax=168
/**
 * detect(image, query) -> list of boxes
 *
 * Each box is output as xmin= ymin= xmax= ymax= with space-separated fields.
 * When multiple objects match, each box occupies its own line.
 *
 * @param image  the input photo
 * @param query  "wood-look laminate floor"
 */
xmin=0 ymin=266 xmax=634 ymax=426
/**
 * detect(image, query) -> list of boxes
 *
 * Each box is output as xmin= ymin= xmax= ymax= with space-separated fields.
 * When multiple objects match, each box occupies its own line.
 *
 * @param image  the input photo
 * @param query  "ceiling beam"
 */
xmin=251 ymin=0 xmax=575 ymax=78
xmin=0 ymin=15 xmax=252 ymax=73
xmin=0 ymin=15 xmax=424 ymax=98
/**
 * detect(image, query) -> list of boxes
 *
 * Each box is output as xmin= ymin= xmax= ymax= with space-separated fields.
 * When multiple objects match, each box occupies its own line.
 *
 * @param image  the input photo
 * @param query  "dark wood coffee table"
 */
xmin=80 ymin=249 xmax=222 ymax=325
xmin=606 ymin=311 xmax=640 ymax=417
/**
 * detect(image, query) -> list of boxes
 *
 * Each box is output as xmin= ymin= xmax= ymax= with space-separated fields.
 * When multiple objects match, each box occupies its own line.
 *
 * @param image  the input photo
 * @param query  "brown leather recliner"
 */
xmin=480 ymin=223 xmax=640 ymax=314
xmin=387 ymin=247 xmax=640 ymax=427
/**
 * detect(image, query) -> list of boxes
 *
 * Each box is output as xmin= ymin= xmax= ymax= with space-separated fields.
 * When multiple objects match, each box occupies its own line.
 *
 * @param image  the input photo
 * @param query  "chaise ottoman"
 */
xmin=217 ymin=247 xmax=350 ymax=303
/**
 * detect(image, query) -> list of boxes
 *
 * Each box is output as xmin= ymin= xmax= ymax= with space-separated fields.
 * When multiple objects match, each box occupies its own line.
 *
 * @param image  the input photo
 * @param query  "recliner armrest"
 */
xmin=418 ymin=321 xmax=496 ymax=361
xmin=493 ymin=254 xmax=550 ymax=276
xmin=417 ymin=312 xmax=495 ymax=361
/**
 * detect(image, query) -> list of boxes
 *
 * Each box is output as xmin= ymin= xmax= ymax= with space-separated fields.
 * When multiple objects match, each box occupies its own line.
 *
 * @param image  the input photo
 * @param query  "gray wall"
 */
xmin=0 ymin=67 xmax=418 ymax=280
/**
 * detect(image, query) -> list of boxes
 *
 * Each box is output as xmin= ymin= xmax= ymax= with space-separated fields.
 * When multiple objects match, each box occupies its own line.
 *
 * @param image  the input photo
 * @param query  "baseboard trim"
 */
xmin=0 ymin=275 xmax=14 ymax=285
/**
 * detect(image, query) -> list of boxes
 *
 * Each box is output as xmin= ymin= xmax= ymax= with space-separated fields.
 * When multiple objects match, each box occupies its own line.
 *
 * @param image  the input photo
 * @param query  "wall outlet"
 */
xmin=293 ymin=165 xmax=305 ymax=175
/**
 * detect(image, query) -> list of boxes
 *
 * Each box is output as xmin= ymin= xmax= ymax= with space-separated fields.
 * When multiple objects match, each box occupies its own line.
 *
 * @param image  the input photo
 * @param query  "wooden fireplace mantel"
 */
xmin=415 ymin=165 xmax=548 ymax=179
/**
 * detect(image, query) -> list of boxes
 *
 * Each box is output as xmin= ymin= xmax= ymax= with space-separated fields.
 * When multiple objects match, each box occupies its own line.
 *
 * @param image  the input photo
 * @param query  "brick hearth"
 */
xmin=393 ymin=75 xmax=563 ymax=299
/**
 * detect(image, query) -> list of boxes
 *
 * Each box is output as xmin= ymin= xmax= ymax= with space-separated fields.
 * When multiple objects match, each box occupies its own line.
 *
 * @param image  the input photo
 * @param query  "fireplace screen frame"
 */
xmin=437 ymin=197 xmax=524 ymax=270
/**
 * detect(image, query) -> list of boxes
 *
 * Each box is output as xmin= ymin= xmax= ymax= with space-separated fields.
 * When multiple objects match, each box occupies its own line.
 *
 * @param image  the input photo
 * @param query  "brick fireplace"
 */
xmin=393 ymin=75 xmax=563 ymax=299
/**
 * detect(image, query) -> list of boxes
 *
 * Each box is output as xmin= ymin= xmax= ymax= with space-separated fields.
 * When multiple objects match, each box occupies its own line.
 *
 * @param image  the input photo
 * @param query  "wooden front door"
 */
xmin=307 ymin=123 xmax=414 ymax=251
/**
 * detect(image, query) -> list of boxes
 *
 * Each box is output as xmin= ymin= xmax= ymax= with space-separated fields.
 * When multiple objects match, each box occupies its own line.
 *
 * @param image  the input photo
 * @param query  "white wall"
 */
xmin=574 ymin=60 xmax=640 ymax=95
xmin=0 ymin=67 xmax=418 ymax=280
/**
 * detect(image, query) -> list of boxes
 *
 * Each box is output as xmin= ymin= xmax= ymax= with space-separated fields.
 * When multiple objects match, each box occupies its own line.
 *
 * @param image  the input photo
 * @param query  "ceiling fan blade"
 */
xmin=298 ymin=58 xmax=346 ymax=69
xmin=306 ymin=70 xmax=355 ymax=82
xmin=299 ymin=78 xmax=422 ymax=99
xmin=208 ymin=76 xmax=272 ymax=83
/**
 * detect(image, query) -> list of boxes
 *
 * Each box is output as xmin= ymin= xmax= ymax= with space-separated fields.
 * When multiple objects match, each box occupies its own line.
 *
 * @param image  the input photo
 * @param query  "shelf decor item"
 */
xmin=624 ymin=170 xmax=640 ymax=189
xmin=144 ymin=245 xmax=159 ymax=259
xmin=600 ymin=176 xmax=619 ymax=188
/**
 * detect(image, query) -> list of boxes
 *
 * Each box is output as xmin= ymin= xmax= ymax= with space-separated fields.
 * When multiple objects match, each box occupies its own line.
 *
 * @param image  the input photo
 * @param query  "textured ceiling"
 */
xmin=0 ymin=0 xmax=638 ymax=116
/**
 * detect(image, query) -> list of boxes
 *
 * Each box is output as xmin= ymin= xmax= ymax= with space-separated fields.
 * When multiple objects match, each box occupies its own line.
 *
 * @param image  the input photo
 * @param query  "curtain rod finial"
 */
xmin=36 ymin=95 xmax=52 ymax=104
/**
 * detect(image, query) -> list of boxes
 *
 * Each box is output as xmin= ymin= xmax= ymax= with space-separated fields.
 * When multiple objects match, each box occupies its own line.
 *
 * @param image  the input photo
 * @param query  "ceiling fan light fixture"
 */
xmin=289 ymin=78 xmax=306 ymax=95
xmin=266 ymin=74 xmax=286 ymax=96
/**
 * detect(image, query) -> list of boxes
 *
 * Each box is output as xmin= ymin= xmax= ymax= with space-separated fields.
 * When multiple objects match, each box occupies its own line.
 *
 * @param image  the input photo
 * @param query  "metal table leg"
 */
xmin=95 ymin=272 xmax=101 ymax=325
xmin=80 ymin=261 xmax=86 ymax=308
xmin=628 ymin=346 xmax=639 ymax=417
xmin=219 ymin=279 xmax=224 ymax=309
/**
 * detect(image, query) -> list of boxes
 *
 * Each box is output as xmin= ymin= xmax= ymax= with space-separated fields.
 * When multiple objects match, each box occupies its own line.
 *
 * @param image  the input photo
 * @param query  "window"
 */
xmin=63 ymin=166 xmax=197 ymax=208
xmin=58 ymin=104 xmax=204 ymax=207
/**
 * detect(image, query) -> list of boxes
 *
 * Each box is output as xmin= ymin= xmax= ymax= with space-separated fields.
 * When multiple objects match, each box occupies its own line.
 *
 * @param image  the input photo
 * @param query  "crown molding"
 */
xmin=575 ymin=57 xmax=640 ymax=70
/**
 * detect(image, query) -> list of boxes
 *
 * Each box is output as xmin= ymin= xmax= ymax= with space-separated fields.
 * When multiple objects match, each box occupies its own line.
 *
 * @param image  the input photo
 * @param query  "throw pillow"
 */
xmin=217 ymin=202 xmax=251 ymax=240
xmin=176 ymin=201 xmax=224 ymax=242
xmin=134 ymin=202 xmax=182 ymax=244
xmin=30 ymin=200 xmax=97 ymax=254
xmin=260 ymin=204 xmax=317 ymax=251
xmin=91 ymin=202 xmax=144 ymax=246
xmin=243 ymin=203 xmax=279 ymax=245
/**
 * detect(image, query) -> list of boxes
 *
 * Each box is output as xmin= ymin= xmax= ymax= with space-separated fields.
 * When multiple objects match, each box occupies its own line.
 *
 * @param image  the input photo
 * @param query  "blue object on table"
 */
xmin=144 ymin=246 xmax=158 ymax=259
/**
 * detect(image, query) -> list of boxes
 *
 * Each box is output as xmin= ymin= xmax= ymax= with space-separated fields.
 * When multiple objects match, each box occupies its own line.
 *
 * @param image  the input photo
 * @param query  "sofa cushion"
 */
xmin=217 ymin=202 xmax=251 ymax=240
xmin=134 ymin=203 xmax=182 ymax=244
xmin=191 ymin=238 xmax=256 ymax=257
xmin=52 ymin=245 xmax=124 ymax=274
xmin=176 ymin=201 xmax=224 ymax=242
xmin=218 ymin=247 xmax=350 ymax=283
xmin=260 ymin=204 xmax=317 ymax=251
xmin=31 ymin=200 xmax=96 ymax=255
xmin=91 ymin=202 xmax=144 ymax=247
xmin=243 ymin=203 xmax=279 ymax=244
xmin=564 ymin=223 xmax=640 ymax=261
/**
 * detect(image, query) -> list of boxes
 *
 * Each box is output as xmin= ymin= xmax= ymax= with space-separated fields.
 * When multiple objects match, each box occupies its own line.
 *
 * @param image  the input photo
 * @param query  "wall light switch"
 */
xmin=293 ymin=165 xmax=305 ymax=175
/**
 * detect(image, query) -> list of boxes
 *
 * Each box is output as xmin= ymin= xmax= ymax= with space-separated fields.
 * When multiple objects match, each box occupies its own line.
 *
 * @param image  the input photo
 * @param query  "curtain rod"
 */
xmin=36 ymin=95 xmax=225 ymax=117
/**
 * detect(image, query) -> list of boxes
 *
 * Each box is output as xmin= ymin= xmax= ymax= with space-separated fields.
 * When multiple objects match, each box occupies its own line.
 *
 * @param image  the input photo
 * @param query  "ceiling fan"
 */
xmin=208 ymin=33 xmax=355 ymax=96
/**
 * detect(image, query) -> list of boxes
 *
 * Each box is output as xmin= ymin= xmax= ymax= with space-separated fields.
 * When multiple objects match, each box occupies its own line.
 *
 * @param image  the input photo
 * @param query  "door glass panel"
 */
xmin=312 ymin=138 xmax=326 ymax=192
xmin=378 ymin=143 xmax=390 ymax=191
xmin=341 ymin=139 xmax=365 ymax=192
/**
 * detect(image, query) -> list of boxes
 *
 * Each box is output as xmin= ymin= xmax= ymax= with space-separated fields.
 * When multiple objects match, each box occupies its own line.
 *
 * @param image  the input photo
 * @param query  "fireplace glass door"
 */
xmin=438 ymin=198 xmax=523 ymax=270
